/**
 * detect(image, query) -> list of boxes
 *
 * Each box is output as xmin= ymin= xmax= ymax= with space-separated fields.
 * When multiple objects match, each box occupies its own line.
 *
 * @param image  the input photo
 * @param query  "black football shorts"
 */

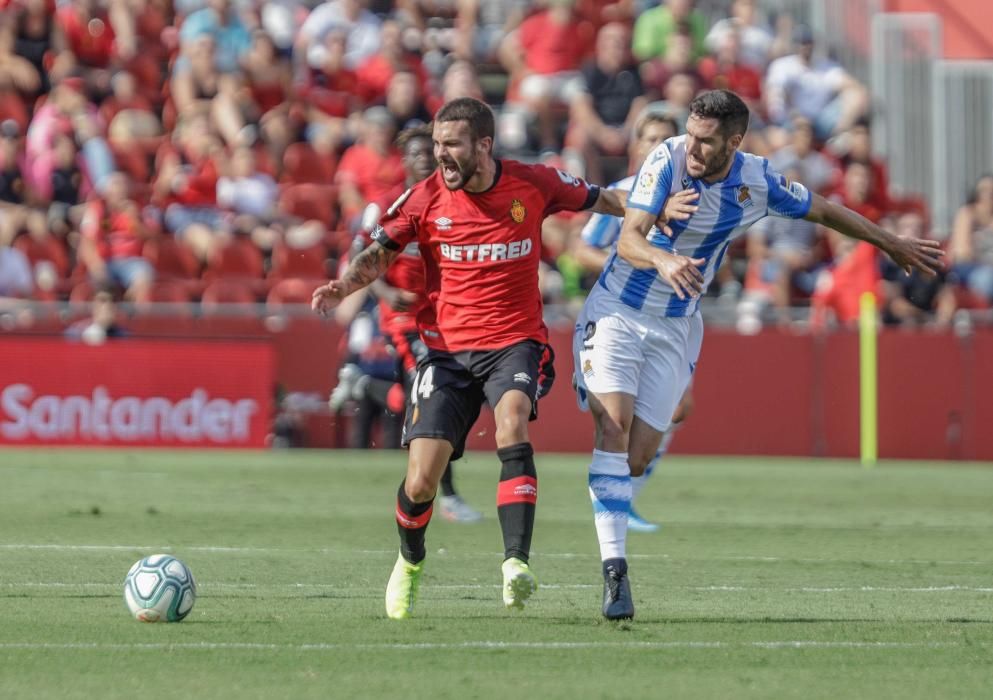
xmin=401 ymin=340 xmax=555 ymax=459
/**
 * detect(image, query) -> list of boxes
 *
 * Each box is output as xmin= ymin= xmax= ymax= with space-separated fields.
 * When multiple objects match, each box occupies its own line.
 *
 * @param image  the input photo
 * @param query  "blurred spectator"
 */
xmin=155 ymin=114 xmax=229 ymax=262
xmin=440 ymin=59 xmax=484 ymax=103
xmin=639 ymin=23 xmax=699 ymax=102
xmin=642 ymin=70 xmax=698 ymax=133
xmin=25 ymin=78 xmax=106 ymax=202
xmin=53 ymin=0 xmax=131 ymax=97
xmin=102 ymin=70 xmax=162 ymax=144
xmin=170 ymin=33 xmax=246 ymax=147
xmin=65 ymin=288 xmax=127 ymax=344
xmin=830 ymin=118 xmax=889 ymax=213
xmin=949 ymin=173 xmax=993 ymax=305
xmin=297 ymin=0 xmax=382 ymax=72
xmin=632 ymin=0 xmax=708 ymax=64
xmin=241 ymin=29 xmax=294 ymax=163
xmin=0 ymin=119 xmax=46 ymax=246
xmin=47 ymin=132 xmax=89 ymax=240
xmin=0 ymin=19 xmax=42 ymax=99
xmin=768 ymin=115 xmax=839 ymax=195
xmin=453 ymin=0 xmax=528 ymax=63
xmin=178 ymin=0 xmax=252 ymax=74
xmin=764 ymin=25 xmax=869 ymax=142
xmin=355 ymin=19 xmax=428 ymax=106
xmin=697 ymin=26 xmax=763 ymax=111
xmin=78 ymin=171 xmax=153 ymax=304
xmin=11 ymin=0 xmax=61 ymax=94
xmin=0 ymin=237 xmax=33 ymax=299
xmin=881 ymin=210 xmax=955 ymax=327
xmin=334 ymin=106 xmax=403 ymax=228
xmin=216 ymin=144 xmax=280 ymax=252
xmin=830 ymin=161 xmax=882 ymax=224
xmin=383 ymin=70 xmax=433 ymax=130
xmin=498 ymin=0 xmax=594 ymax=153
xmin=703 ymin=0 xmax=772 ymax=70
xmin=301 ymin=29 xmax=361 ymax=151
xmin=564 ymin=22 xmax=646 ymax=183
xmin=809 ymin=235 xmax=879 ymax=330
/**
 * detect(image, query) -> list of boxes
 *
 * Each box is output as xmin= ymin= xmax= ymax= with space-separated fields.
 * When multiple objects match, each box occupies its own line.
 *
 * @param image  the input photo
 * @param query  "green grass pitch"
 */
xmin=0 ymin=448 xmax=991 ymax=699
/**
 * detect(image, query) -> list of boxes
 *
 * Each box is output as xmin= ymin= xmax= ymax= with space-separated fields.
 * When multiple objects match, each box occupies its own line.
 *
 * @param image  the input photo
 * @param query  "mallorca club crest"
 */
xmin=510 ymin=199 xmax=526 ymax=223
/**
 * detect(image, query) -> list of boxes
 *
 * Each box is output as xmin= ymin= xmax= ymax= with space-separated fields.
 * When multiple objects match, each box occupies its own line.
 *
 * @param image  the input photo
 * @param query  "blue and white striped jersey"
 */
xmin=580 ymin=175 xmax=636 ymax=249
xmin=597 ymin=134 xmax=813 ymax=316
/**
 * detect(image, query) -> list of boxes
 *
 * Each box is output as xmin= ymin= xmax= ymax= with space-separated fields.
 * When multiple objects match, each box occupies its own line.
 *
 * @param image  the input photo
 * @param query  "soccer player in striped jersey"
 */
xmin=575 ymin=89 xmax=943 ymax=620
xmin=574 ymin=110 xmax=694 ymax=534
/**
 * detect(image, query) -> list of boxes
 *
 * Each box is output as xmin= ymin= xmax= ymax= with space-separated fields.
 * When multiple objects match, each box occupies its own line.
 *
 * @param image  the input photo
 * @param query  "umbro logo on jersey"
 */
xmin=435 ymin=217 xmax=453 ymax=231
xmin=513 ymin=372 xmax=532 ymax=384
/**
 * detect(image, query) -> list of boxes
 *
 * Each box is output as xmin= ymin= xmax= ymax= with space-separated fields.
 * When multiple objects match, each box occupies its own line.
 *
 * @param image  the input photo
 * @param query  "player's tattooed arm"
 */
xmin=805 ymin=194 xmax=944 ymax=276
xmin=311 ymin=242 xmax=399 ymax=316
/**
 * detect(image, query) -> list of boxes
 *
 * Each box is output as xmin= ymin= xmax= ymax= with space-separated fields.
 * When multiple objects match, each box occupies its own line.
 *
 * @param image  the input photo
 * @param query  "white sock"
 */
xmin=588 ymin=450 xmax=631 ymax=561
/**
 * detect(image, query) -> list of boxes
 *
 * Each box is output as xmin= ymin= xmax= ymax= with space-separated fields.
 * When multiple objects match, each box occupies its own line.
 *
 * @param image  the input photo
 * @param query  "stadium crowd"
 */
xmin=0 ymin=0 xmax=991 ymax=332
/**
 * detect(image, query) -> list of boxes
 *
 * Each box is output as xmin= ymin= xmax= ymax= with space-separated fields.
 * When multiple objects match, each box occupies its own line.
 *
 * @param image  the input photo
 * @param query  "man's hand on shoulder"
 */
xmin=656 ymin=189 xmax=698 ymax=236
xmin=653 ymin=252 xmax=705 ymax=300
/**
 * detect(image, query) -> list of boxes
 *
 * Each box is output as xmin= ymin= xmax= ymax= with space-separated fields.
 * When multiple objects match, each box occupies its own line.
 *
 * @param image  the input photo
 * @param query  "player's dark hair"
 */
xmin=435 ymin=97 xmax=495 ymax=143
xmin=689 ymin=90 xmax=750 ymax=138
xmin=396 ymin=123 xmax=433 ymax=152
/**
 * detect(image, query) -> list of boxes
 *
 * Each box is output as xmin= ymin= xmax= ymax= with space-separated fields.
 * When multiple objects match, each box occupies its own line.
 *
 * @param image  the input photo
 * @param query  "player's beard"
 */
xmin=439 ymin=152 xmax=478 ymax=191
xmin=698 ymin=143 xmax=736 ymax=180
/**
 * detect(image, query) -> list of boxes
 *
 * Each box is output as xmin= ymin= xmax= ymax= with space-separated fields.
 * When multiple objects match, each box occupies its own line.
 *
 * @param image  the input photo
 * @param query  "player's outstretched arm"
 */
xmin=804 ymin=194 xmax=944 ymax=276
xmin=311 ymin=242 xmax=400 ymax=316
xmin=617 ymin=208 xmax=704 ymax=299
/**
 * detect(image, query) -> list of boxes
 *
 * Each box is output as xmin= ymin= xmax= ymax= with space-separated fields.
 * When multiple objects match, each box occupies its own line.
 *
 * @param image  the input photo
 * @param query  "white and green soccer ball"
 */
xmin=124 ymin=554 xmax=197 ymax=622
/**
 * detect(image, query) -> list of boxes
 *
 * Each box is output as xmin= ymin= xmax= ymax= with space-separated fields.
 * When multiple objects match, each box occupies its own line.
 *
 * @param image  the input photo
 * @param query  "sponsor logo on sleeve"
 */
xmin=636 ymin=171 xmax=656 ymax=196
xmin=555 ymin=168 xmax=580 ymax=186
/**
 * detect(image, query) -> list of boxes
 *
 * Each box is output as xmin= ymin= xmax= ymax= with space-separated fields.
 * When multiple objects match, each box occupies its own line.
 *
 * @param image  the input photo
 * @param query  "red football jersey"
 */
xmin=372 ymin=183 xmax=427 ymax=336
xmin=372 ymin=160 xmax=598 ymax=352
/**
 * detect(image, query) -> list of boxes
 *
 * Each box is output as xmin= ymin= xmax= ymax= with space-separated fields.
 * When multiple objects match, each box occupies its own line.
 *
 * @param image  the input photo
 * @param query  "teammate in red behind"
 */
xmin=313 ymin=97 xmax=632 ymax=619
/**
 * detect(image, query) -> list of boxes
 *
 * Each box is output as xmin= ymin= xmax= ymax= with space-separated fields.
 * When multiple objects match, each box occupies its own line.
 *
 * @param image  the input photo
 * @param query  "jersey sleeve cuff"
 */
xmin=581 ymin=185 xmax=601 ymax=211
xmin=370 ymin=225 xmax=402 ymax=251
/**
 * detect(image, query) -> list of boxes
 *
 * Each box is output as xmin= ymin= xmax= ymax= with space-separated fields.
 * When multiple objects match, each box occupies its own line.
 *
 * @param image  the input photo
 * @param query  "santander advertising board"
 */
xmin=0 ymin=339 xmax=274 ymax=448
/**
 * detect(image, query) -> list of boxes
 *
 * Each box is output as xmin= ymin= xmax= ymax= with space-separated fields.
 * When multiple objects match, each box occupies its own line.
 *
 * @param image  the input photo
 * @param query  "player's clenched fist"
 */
xmin=311 ymin=280 xmax=349 ymax=316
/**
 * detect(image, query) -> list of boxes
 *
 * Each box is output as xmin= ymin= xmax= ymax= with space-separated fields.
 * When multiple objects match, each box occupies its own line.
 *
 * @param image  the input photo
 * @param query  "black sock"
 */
xmin=495 ymin=443 xmax=537 ymax=563
xmin=440 ymin=462 xmax=456 ymax=497
xmin=395 ymin=480 xmax=433 ymax=564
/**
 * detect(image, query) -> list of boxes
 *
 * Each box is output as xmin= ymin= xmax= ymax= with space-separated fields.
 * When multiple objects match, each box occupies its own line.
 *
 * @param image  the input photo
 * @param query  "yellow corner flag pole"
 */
xmin=859 ymin=292 xmax=878 ymax=467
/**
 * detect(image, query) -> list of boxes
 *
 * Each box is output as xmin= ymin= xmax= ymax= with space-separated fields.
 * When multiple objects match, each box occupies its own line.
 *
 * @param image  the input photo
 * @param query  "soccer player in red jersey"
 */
xmin=363 ymin=123 xmax=483 ymax=523
xmin=312 ymin=97 xmax=632 ymax=619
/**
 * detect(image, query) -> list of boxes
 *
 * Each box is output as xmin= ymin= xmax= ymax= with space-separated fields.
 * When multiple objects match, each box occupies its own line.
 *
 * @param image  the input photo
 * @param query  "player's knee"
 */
xmin=404 ymin=472 xmax=438 ymax=503
xmin=494 ymin=413 xmax=529 ymax=446
xmin=628 ymin=453 xmax=650 ymax=477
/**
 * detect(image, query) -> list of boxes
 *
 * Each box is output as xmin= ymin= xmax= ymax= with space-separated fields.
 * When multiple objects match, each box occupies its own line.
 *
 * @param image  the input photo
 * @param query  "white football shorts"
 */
xmin=573 ymin=283 xmax=703 ymax=432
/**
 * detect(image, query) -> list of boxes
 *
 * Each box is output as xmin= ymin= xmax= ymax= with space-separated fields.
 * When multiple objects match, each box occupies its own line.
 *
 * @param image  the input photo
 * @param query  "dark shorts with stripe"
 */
xmin=401 ymin=340 xmax=556 ymax=460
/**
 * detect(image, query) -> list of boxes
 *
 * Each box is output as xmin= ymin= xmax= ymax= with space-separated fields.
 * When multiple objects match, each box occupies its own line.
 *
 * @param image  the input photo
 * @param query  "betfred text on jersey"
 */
xmin=439 ymin=239 xmax=533 ymax=262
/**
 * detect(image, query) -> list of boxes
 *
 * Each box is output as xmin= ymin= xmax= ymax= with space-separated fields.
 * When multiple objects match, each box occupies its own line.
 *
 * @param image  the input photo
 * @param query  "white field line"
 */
xmin=0 ymin=543 xmax=989 ymax=568
xmin=0 ymin=641 xmax=969 ymax=652
xmin=3 ymin=582 xmax=992 ymax=593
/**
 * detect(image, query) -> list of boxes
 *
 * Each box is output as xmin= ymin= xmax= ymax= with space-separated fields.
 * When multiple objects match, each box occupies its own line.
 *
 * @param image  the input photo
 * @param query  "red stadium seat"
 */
xmin=200 ymin=280 xmax=259 ymax=311
xmin=281 ymin=142 xmax=336 ymax=185
xmin=266 ymin=277 xmax=326 ymax=310
xmin=279 ymin=183 xmax=338 ymax=228
xmin=149 ymin=279 xmax=193 ymax=303
xmin=142 ymin=236 xmax=199 ymax=279
xmin=268 ymin=241 xmax=329 ymax=281
xmin=202 ymin=237 xmax=265 ymax=282
xmin=13 ymin=234 xmax=71 ymax=279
